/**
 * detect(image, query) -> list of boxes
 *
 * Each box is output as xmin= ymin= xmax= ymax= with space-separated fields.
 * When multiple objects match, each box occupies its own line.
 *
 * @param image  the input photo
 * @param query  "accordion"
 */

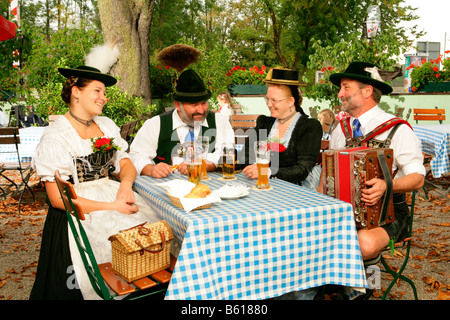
xmin=322 ymin=147 xmax=395 ymax=229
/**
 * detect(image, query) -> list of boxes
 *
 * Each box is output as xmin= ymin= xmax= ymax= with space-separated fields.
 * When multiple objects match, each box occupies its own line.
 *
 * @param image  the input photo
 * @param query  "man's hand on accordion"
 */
xmin=361 ymin=177 xmax=386 ymax=206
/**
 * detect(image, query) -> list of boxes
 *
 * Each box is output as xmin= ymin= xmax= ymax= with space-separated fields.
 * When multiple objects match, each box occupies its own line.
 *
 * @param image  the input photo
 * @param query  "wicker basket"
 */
xmin=108 ymin=220 xmax=173 ymax=282
xmin=167 ymin=192 xmax=211 ymax=210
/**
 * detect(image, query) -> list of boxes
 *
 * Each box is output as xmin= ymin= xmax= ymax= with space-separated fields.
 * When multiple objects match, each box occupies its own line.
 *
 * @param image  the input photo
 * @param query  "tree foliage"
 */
xmin=0 ymin=0 xmax=426 ymax=121
xmin=303 ymin=0 xmax=425 ymax=108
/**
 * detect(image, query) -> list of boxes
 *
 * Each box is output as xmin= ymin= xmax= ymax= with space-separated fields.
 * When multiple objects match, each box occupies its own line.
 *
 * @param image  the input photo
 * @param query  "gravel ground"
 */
xmin=0 ymin=173 xmax=448 ymax=301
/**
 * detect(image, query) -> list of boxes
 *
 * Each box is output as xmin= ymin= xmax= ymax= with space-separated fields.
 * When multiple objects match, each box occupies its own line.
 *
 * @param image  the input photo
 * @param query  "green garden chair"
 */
xmin=54 ymin=170 xmax=174 ymax=300
xmin=379 ymin=190 xmax=418 ymax=300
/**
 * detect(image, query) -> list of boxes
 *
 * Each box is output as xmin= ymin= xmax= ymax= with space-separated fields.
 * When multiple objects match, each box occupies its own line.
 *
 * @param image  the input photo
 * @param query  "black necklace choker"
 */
xmin=69 ymin=110 xmax=93 ymax=127
xmin=278 ymin=111 xmax=297 ymax=124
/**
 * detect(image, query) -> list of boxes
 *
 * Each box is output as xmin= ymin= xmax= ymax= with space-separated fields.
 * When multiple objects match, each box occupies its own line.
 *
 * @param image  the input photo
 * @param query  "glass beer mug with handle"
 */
xmin=198 ymin=136 xmax=210 ymax=180
xmin=222 ymin=142 xmax=236 ymax=180
xmin=185 ymin=144 xmax=202 ymax=185
xmin=254 ymin=141 xmax=271 ymax=189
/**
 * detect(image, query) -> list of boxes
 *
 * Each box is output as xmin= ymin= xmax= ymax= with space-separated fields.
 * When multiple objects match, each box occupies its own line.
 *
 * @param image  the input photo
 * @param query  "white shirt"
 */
xmin=218 ymin=103 xmax=233 ymax=120
xmin=330 ymin=106 xmax=426 ymax=179
xmin=32 ymin=116 xmax=130 ymax=184
xmin=129 ymin=110 xmax=235 ymax=174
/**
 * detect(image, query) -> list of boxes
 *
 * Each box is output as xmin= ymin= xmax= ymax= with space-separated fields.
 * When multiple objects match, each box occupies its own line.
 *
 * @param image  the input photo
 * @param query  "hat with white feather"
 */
xmin=329 ymin=61 xmax=395 ymax=95
xmin=58 ymin=39 xmax=119 ymax=87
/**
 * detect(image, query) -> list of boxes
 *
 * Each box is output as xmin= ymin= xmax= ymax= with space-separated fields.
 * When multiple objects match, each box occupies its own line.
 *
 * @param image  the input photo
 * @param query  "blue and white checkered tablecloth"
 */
xmin=0 ymin=127 xmax=45 ymax=163
xmin=133 ymin=172 xmax=367 ymax=300
xmin=412 ymin=125 xmax=450 ymax=178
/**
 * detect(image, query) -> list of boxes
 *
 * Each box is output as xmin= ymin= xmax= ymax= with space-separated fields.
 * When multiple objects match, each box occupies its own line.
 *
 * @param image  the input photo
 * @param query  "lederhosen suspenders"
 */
xmin=340 ymin=116 xmax=412 ymax=149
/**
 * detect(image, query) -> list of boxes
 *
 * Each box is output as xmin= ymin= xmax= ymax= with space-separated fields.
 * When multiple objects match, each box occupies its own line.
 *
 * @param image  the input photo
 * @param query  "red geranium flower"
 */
xmin=268 ymin=142 xmax=287 ymax=152
xmin=91 ymin=137 xmax=121 ymax=154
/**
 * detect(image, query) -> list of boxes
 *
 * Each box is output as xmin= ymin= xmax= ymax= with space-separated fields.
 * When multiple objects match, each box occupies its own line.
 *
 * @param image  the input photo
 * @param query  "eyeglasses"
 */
xmin=264 ymin=97 xmax=290 ymax=105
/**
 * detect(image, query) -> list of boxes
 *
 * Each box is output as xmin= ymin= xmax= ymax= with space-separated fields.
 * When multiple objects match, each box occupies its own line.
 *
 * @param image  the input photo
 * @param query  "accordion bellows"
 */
xmin=108 ymin=220 xmax=174 ymax=282
xmin=322 ymin=147 xmax=395 ymax=229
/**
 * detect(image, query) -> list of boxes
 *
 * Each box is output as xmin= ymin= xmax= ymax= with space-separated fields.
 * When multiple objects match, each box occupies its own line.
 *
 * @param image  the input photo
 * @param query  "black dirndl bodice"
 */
xmin=75 ymin=150 xmax=115 ymax=182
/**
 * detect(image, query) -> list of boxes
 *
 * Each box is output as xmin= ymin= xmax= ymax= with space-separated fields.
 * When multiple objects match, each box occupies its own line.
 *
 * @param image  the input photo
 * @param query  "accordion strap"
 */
xmin=361 ymin=117 xmax=412 ymax=144
xmin=341 ymin=116 xmax=412 ymax=148
xmin=377 ymin=150 xmax=393 ymax=224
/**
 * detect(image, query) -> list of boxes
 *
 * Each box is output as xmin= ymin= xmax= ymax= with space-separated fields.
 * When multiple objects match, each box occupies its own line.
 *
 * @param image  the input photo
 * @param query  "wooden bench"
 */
xmin=413 ymin=108 xmax=446 ymax=124
xmin=231 ymin=114 xmax=259 ymax=147
xmin=405 ymin=108 xmax=412 ymax=121
xmin=394 ymin=108 xmax=412 ymax=120
xmin=120 ymin=120 xmax=138 ymax=147
xmin=232 ymin=104 xmax=242 ymax=114
xmin=231 ymin=114 xmax=259 ymax=130
xmin=395 ymin=107 xmax=404 ymax=118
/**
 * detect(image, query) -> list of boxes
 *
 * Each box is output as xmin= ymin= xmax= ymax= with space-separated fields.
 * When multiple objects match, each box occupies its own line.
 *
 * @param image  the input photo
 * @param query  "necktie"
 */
xmin=353 ymin=118 xmax=363 ymax=138
xmin=185 ymin=126 xmax=194 ymax=142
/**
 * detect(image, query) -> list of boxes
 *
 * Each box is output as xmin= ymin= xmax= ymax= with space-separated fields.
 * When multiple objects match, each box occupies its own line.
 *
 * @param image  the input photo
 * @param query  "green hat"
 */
xmin=173 ymin=69 xmax=212 ymax=103
xmin=329 ymin=61 xmax=393 ymax=95
xmin=58 ymin=66 xmax=117 ymax=87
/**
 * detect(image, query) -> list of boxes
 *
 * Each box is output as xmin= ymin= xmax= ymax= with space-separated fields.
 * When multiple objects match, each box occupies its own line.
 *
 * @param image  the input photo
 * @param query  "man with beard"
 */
xmin=318 ymin=61 xmax=425 ymax=266
xmin=130 ymin=69 xmax=234 ymax=178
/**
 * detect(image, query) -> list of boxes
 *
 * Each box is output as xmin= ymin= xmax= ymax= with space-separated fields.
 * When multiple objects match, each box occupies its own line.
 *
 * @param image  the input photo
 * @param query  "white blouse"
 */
xmin=31 ymin=115 xmax=168 ymax=300
xmin=32 ymin=115 xmax=130 ymax=184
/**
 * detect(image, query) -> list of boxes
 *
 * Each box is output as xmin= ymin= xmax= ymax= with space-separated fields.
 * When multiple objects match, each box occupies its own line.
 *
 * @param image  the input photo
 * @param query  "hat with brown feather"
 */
xmin=157 ymin=44 xmax=201 ymax=73
xmin=157 ymin=44 xmax=211 ymax=103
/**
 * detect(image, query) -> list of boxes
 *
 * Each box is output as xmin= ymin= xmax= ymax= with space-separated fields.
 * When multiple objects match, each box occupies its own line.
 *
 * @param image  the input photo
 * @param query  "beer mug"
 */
xmin=254 ymin=141 xmax=270 ymax=189
xmin=222 ymin=142 xmax=235 ymax=180
xmin=185 ymin=144 xmax=202 ymax=185
xmin=198 ymin=136 xmax=210 ymax=179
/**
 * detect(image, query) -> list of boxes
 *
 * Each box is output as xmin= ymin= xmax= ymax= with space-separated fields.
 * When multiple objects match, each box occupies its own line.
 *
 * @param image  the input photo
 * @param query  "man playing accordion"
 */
xmin=318 ymin=61 xmax=425 ymax=266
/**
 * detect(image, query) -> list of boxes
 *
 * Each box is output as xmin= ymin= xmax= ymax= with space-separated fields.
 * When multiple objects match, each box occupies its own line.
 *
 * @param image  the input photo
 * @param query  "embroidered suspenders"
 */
xmin=339 ymin=117 xmax=412 ymax=148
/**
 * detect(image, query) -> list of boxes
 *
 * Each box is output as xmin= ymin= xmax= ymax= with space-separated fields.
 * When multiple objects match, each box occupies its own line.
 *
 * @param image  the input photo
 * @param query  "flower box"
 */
xmin=228 ymin=84 xmax=267 ymax=96
xmin=419 ymin=81 xmax=450 ymax=93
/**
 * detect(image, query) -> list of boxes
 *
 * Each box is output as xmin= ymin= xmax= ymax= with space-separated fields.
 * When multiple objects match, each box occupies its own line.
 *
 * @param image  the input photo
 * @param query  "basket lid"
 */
xmin=108 ymin=220 xmax=174 ymax=254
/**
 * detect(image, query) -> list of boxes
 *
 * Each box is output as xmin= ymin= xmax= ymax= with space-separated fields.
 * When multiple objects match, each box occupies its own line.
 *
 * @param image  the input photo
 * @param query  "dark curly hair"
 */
xmin=61 ymin=76 xmax=94 ymax=104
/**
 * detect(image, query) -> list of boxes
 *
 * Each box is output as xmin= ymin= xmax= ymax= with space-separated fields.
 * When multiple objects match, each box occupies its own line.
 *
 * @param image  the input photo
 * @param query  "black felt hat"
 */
xmin=58 ymin=66 xmax=117 ymax=87
xmin=329 ymin=61 xmax=393 ymax=94
xmin=173 ymin=69 xmax=212 ymax=103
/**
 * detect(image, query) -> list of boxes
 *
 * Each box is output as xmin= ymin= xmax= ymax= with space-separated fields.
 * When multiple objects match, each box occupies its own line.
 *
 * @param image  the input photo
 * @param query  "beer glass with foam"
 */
xmin=185 ymin=144 xmax=202 ymax=185
xmin=255 ymin=141 xmax=270 ymax=189
xmin=198 ymin=136 xmax=210 ymax=179
xmin=222 ymin=142 xmax=235 ymax=179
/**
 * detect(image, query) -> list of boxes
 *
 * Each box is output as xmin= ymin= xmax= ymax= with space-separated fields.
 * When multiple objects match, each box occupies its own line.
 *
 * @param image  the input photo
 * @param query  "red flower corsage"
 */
xmin=268 ymin=142 xmax=287 ymax=152
xmin=91 ymin=137 xmax=121 ymax=154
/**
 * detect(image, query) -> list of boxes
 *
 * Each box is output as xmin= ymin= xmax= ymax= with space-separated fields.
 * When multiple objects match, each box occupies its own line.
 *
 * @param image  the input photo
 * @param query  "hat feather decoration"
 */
xmin=85 ymin=37 xmax=120 ymax=74
xmin=157 ymin=44 xmax=201 ymax=73
xmin=364 ymin=66 xmax=403 ymax=82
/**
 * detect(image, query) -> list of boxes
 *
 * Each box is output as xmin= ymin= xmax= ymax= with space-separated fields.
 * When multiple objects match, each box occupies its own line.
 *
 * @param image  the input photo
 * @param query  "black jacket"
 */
xmin=247 ymin=114 xmax=322 ymax=185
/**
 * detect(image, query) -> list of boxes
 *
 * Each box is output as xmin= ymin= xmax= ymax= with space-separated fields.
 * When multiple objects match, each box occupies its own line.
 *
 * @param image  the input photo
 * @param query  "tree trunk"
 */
xmin=266 ymin=4 xmax=288 ymax=68
xmin=97 ymin=0 xmax=156 ymax=105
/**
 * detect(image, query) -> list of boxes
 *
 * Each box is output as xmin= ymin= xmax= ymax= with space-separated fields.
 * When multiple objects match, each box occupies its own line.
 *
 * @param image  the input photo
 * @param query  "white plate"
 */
xmin=219 ymin=190 xmax=249 ymax=200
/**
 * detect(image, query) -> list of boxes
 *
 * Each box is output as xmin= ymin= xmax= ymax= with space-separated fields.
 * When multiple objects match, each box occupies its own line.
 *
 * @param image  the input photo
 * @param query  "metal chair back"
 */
xmin=0 ymin=127 xmax=35 ymax=213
